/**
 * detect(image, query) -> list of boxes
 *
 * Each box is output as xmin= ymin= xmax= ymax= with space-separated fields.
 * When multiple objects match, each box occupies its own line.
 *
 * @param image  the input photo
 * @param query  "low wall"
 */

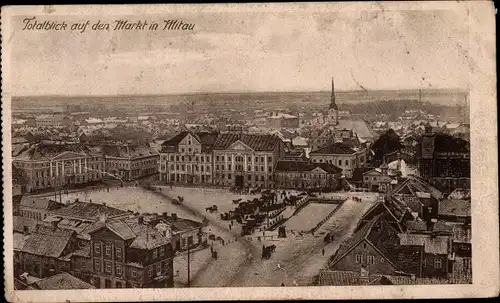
xmin=309 ymin=199 xmax=347 ymax=234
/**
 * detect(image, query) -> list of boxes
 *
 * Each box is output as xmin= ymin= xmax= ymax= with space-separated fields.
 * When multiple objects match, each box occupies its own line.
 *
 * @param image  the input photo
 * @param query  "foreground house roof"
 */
xmin=310 ymin=142 xmax=358 ymax=155
xmin=49 ymin=201 xmax=129 ymax=222
xmin=30 ymin=272 xmax=95 ymax=290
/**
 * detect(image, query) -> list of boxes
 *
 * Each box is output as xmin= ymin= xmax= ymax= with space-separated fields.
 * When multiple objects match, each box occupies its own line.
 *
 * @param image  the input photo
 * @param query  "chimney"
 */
xmin=103 ymin=202 xmax=106 ymax=207
xmin=138 ymin=216 xmax=144 ymax=224
xmin=99 ymin=212 xmax=108 ymax=223
xmin=359 ymin=265 xmax=369 ymax=285
xmin=172 ymin=213 xmax=177 ymax=222
xmin=162 ymin=212 xmax=168 ymax=220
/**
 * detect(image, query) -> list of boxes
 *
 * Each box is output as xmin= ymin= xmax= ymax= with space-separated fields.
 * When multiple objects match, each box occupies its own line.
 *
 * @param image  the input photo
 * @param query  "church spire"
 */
xmin=329 ymin=77 xmax=338 ymax=110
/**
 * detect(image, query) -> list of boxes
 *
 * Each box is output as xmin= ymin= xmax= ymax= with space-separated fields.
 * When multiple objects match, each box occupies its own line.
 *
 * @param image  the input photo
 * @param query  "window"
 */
xmin=105 ymin=245 xmax=111 ymax=256
xmin=159 ymin=246 xmax=165 ymax=257
xmin=105 ymin=261 xmax=112 ymax=273
xmin=170 ymin=155 xmax=174 ymax=161
xmin=216 ymin=155 xmax=220 ymax=161
xmin=367 ymin=255 xmax=375 ymax=265
xmin=355 ymin=254 xmax=363 ymax=263
xmin=228 ymin=155 xmax=232 ymax=161
xmin=248 ymin=175 xmax=251 ymax=180
xmin=228 ymin=174 xmax=232 ymax=180
xmin=148 ymin=267 xmax=153 ymax=277
xmin=248 ymin=156 xmax=251 ymax=162
xmin=116 ymin=264 xmax=122 ymax=276
xmin=260 ymin=156 xmax=264 ymax=163
xmin=260 ymin=176 xmax=264 ymax=181
xmin=153 ymin=249 xmax=158 ymax=259
xmin=131 ymin=268 xmax=137 ymax=278
xmin=181 ymin=148 xmax=185 ymax=153
xmin=268 ymin=156 xmax=272 ymax=162
xmin=81 ymin=259 xmax=86 ymax=269
xmin=228 ymin=164 xmax=232 ymax=170
xmin=181 ymin=156 xmax=185 ymax=161
xmin=255 ymin=166 xmax=258 ymax=171
xmin=345 ymin=160 xmax=349 ymax=166
xmin=116 ymin=247 xmax=122 ymax=260
xmin=338 ymin=160 xmax=342 ymax=166
xmin=176 ymin=155 xmax=179 ymax=161
xmin=255 ymin=157 xmax=259 ymax=163
xmin=435 ymin=258 xmax=442 ymax=269
xmin=95 ymin=259 xmax=101 ymax=272
xmin=261 ymin=166 xmax=264 ymax=172
xmin=188 ymin=148 xmax=192 ymax=153
xmin=94 ymin=243 xmax=101 ymax=254
xmin=216 ymin=165 xmax=219 ymax=171
xmin=268 ymin=167 xmax=272 ymax=173
xmin=156 ymin=264 xmax=162 ymax=276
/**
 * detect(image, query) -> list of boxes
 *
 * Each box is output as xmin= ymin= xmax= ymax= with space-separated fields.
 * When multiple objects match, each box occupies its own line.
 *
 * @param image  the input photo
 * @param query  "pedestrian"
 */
xmin=322 ymin=248 xmax=325 ymax=256
xmin=229 ymin=224 xmax=232 ymax=230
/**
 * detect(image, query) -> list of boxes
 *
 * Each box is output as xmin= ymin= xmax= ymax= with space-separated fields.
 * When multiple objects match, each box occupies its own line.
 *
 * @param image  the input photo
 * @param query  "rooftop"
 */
xmin=214 ymin=133 xmax=281 ymax=151
xmin=49 ymin=201 xmax=128 ymax=222
xmin=438 ymin=199 xmax=471 ymax=217
xmin=275 ymin=160 xmax=342 ymax=174
xmin=310 ymin=142 xmax=357 ymax=155
xmin=31 ymin=272 xmax=95 ymax=290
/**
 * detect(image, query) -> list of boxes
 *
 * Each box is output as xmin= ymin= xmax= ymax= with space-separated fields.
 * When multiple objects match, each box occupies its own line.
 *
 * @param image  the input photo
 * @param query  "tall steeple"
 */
xmin=329 ymin=77 xmax=338 ymax=110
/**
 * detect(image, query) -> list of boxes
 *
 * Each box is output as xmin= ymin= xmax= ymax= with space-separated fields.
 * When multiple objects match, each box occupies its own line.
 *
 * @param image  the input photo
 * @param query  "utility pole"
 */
xmin=187 ymin=243 xmax=191 ymax=287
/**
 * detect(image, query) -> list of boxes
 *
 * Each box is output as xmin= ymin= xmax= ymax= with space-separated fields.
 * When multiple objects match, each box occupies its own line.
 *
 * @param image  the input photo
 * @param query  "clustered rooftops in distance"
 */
xmin=49 ymin=201 xmax=129 ymax=222
xmin=310 ymin=142 xmax=358 ymax=155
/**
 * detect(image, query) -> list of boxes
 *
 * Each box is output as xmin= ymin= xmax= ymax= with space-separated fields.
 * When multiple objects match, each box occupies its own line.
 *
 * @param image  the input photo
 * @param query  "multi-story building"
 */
xmin=418 ymin=128 xmax=470 ymax=194
xmin=90 ymin=144 xmax=159 ymax=181
xmin=309 ymin=142 xmax=367 ymax=179
xmin=159 ymin=131 xmax=217 ymax=185
xmin=35 ymin=114 xmax=72 ymax=129
xmin=212 ymin=133 xmax=285 ymax=188
xmin=19 ymin=197 xmax=60 ymax=221
xmin=12 ymin=141 xmax=104 ymax=193
xmin=274 ymin=160 xmax=342 ymax=190
xmin=87 ymin=215 xmax=174 ymax=288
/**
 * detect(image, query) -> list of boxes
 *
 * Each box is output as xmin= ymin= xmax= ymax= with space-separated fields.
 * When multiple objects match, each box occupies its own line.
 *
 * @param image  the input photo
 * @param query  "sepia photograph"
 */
xmin=2 ymin=2 xmax=498 ymax=301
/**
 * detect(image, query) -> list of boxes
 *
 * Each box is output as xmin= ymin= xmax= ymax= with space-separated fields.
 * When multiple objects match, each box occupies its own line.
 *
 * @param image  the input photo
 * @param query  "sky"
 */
xmin=10 ymin=8 xmax=471 ymax=95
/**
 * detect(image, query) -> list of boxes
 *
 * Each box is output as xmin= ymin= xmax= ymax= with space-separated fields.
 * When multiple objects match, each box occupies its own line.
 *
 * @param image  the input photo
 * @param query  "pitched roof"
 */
xmin=335 ymin=120 xmax=377 ymax=140
xmin=213 ymin=133 xmax=281 ymax=151
xmin=49 ymin=201 xmax=128 ymax=222
xmin=13 ymin=141 xmax=93 ymax=161
xmin=310 ymin=142 xmax=357 ymax=155
xmin=438 ymin=199 xmax=471 ymax=217
xmin=31 ymin=272 xmax=95 ymax=290
xmin=89 ymin=144 xmax=157 ymax=159
xmin=20 ymin=226 xmax=74 ymax=258
xmin=19 ymin=197 xmax=54 ymax=210
xmin=331 ymin=214 xmax=422 ymax=275
xmin=161 ymin=131 xmax=219 ymax=153
xmin=406 ymin=220 xmax=453 ymax=234
xmin=13 ymin=216 xmax=40 ymax=233
xmin=391 ymin=176 xmax=443 ymax=201
xmin=86 ymin=220 xmax=136 ymax=240
xmin=275 ymin=160 xmax=342 ymax=174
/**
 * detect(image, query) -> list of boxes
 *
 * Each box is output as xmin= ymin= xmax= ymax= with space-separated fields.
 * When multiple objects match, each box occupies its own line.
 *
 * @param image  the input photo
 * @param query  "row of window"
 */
xmin=214 ymin=173 xmax=272 ymax=182
xmin=216 ymin=155 xmax=272 ymax=163
xmin=94 ymin=243 xmax=123 ymax=260
xmin=170 ymin=164 xmax=211 ymax=172
xmin=169 ymin=155 xmax=211 ymax=162
xmin=215 ymin=164 xmax=272 ymax=173
xmin=312 ymin=158 xmax=356 ymax=167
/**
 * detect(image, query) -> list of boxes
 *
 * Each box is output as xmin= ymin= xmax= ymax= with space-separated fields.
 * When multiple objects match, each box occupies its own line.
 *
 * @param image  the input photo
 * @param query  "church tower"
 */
xmin=328 ymin=77 xmax=339 ymax=125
